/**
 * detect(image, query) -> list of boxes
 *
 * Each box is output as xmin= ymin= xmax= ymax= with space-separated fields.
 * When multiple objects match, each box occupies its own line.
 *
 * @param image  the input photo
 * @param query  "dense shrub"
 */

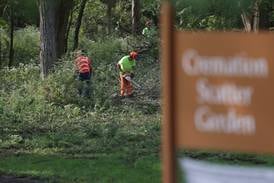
xmin=78 ymin=36 xmax=123 ymax=64
xmin=14 ymin=26 xmax=40 ymax=65
xmin=0 ymin=26 xmax=39 ymax=67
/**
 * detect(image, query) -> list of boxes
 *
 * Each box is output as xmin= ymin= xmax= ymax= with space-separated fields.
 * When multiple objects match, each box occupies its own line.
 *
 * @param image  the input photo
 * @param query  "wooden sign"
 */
xmin=174 ymin=31 xmax=274 ymax=154
xmin=160 ymin=2 xmax=274 ymax=183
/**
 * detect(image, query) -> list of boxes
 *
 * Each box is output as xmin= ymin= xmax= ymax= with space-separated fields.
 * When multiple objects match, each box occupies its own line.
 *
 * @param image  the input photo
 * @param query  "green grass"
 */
xmin=0 ymin=154 xmax=161 ymax=183
xmin=182 ymin=150 xmax=274 ymax=167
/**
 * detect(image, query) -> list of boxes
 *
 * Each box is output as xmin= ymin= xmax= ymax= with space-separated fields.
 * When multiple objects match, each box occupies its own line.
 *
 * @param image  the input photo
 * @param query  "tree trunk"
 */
xmin=8 ymin=6 xmax=14 ymax=67
xmin=132 ymin=0 xmax=141 ymax=35
xmin=241 ymin=12 xmax=252 ymax=32
xmin=0 ymin=30 xmax=2 ymax=67
xmin=39 ymin=0 xmax=73 ymax=78
xmin=56 ymin=0 xmax=74 ymax=58
xmin=253 ymin=0 xmax=261 ymax=32
xmin=39 ymin=0 xmax=58 ymax=79
xmin=73 ymin=0 xmax=88 ymax=50
xmin=241 ymin=0 xmax=262 ymax=33
xmin=65 ymin=9 xmax=74 ymax=53
xmin=107 ymin=2 xmax=112 ymax=35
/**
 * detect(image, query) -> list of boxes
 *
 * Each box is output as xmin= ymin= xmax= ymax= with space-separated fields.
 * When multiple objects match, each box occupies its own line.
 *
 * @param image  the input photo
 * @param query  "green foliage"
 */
xmin=13 ymin=26 xmax=40 ymax=64
xmin=199 ymin=15 xmax=226 ymax=30
xmin=76 ymin=0 xmax=128 ymax=38
xmin=174 ymin=0 xmax=254 ymax=30
xmin=80 ymin=0 xmax=106 ymax=38
xmin=0 ymin=35 xmax=161 ymax=165
xmin=113 ymin=1 xmax=132 ymax=34
xmin=0 ymin=154 xmax=161 ymax=182
xmin=79 ymin=36 xmax=123 ymax=65
xmin=0 ymin=17 xmax=8 ymax=29
xmin=142 ymin=0 xmax=161 ymax=23
xmin=78 ymin=0 xmax=160 ymax=37
xmin=0 ymin=26 xmax=39 ymax=67
xmin=0 ymin=0 xmax=38 ymax=27
xmin=16 ymin=0 xmax=39 ymax=25
xmin=260 ymin=0 xmax=274 ymax=29
xmin=100 ymin=0 xmax=117 ymax=7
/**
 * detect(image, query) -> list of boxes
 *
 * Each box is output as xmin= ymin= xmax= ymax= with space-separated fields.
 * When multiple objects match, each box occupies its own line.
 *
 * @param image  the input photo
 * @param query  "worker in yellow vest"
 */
xmin=116 ymin=51 xmax=138 ymax=97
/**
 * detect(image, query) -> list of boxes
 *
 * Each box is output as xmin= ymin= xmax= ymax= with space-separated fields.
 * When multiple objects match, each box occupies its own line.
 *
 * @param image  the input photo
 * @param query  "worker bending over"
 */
xmin=74 ymin=50 xmax=92 ymax=97
xmin=117 ymin=51 xmax=138 ymax=97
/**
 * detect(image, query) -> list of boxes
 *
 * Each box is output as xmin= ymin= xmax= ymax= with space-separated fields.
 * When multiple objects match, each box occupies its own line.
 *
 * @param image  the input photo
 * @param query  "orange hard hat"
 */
xmin=130 ymin=51 xmax=138 ymax=60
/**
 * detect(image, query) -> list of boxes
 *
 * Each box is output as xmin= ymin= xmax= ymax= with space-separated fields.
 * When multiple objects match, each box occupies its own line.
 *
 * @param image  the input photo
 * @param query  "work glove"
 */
xmin=125 ymin=75 xmax=132 ymax=81
xmin=116 ymin=64 xmax=121 ymax=71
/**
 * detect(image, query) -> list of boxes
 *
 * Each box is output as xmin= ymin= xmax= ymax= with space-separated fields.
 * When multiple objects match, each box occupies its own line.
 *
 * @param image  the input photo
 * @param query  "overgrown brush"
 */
xmin=0 ymin=36 xmax=161 ymax=163
xmin=14 ymin=26 xmax=40 ymax=64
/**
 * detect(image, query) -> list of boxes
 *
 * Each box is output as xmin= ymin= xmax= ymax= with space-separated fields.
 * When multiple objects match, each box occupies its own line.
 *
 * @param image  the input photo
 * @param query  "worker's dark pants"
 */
xmin=78 ymin=72 xmax=91 ymax=97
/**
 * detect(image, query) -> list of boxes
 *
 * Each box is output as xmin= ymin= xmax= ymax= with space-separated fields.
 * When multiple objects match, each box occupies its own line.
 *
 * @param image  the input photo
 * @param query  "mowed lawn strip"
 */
xmin=0 ymin=154 xmax=161 ymax=183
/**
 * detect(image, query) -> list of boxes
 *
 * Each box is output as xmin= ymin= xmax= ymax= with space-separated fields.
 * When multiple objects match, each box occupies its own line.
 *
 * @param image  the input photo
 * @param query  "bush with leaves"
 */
xmin=13 ymin=26 xmax=40 ymax=65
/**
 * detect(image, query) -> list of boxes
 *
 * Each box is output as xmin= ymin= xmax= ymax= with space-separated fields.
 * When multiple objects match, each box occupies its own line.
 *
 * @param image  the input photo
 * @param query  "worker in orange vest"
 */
xmin=74 ymin=50 xmax=92 ymax=97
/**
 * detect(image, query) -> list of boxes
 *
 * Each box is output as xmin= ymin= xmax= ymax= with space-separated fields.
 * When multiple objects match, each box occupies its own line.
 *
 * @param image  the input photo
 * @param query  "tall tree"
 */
xmin=132 ymin=0 xmax=141 ymax=35
xmin=101 ymin=0 xmax=117 ymax=34
xmin=73 ymin=0 xmax=88 ymax=50
xmin=39 ymin=0 xmax=73 ymax=79
xmin=8 ymin=3 xmax=14 ymax=67
xmin=56 ymin=0 xmax=74 ymax=57
xmin=39 ymin=0 xmax=58 ymax=79
xmin=1 ymin=0 xmax=17 ymax=67
xmin=0 ymin=29 xmax=2 ymax=66
xmin=65 ymin=7 xmax=74 ymax=52
xmin=0 ymin=21 xmax=9 ymax=67
xmin=253 ymin=0 xmax=262 ymax=32
xmin=240 ymin=0 xmax=262 ymax=32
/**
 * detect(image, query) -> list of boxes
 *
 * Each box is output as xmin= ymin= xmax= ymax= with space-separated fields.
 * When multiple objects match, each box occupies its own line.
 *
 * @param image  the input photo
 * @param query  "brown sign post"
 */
xmin=161 ymin=2 xmax=176 ymax=183
xmin=161 ymin=1 xmax=274 ymax=183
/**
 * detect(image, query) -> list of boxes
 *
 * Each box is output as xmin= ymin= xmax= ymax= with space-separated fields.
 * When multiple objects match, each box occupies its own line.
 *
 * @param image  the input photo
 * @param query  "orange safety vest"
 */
xmin=75 ymin=56 xmax=92 ymax=73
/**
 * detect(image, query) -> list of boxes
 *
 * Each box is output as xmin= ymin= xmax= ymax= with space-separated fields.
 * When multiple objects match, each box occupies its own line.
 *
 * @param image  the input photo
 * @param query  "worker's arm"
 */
xmin=116 ymin=63 xmax=122 ymax=72
xmin=88 ymin=58 xmax=92 ymax=73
